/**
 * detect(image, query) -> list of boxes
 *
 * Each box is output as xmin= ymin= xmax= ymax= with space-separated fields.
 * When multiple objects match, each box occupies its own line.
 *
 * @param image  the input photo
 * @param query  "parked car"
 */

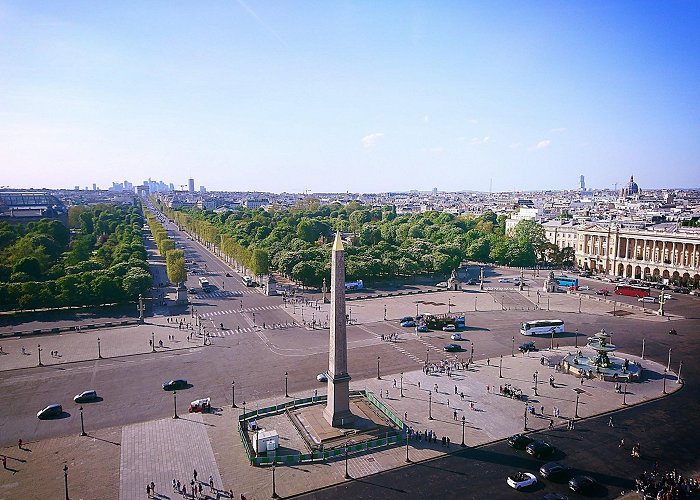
xmin=451 ymin=332 xmax=463 ymax=341
xmin=442 ymin=324 xmax=456 ymax=332
xmin=577 ymin=285 xmax=590 ymax=291
xmin=568 ymin=475 xmax=598 ymax=493
xmin=162 ymin=379 xmax=188 ymax=391
xmin=399 ymin=316 xmax=414 ymax=323
xmin=317 ymin=372 xmax=328 ymax=382
xmin=443 ymin=343 xmax=460 ymax=352
xmin=507 ymin=472 xmax=538 ymax=490
xmin=596 ymin=289 xmax=610 ymax=296
xmin=519 ymin=341 xmax=537 ymax=353
xmin=498 ymin=278 xmax=510 ymax=283
xmin=416 ymin=325 xmax=429 ymax=333
xmin=638 ymin=296 xmax=658 ymax=303
xmin=400 ymin=320 xmax=416 ymax=327
xmin=507 ymin=434 xmax=532 ymax=450
xmin=37 ymin=404 xmax=63 ymax=419
xmin=661 ymin=293 xmax=673 ymax=300
xmin=690 ymin=290 xmax=700 ymax=297
xmin=539 ymin=462 xmax=570 ymax=481
xmin=436 ymin=282 xmax=449 ymax=288
xmin=526 ymin=440 xmax=556 ymax=459
xmin=73 ymin=390 xmax=98 ymax=403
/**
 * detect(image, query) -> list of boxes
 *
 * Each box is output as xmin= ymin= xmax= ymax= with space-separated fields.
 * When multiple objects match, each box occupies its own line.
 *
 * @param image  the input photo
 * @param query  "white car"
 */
xmin=638 ymin=296 xmax=658 ymax=303
xmin=436 ymin=282 xmax=449 ymax=288
xmin=317 ymin=372 xmax=328 ymax=382
xmin=442 ymin=324 xmax=456 ymax=332
xmin=578 ymin=285 xmax=590 ymax=291
xmin=498 ymin=278 xmax=510 ymax=283
xmin=507 ymin=471 xmax=538 ymax=490
xmin=450 ymin=332 xmax=462 ymax=341
xmin=661 ymin=294 xmax=673 ymax=300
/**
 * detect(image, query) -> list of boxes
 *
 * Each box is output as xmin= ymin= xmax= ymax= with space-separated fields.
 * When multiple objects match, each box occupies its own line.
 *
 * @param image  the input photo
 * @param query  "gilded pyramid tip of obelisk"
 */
xmin=332 ymin=231 xmax=344 ymax=251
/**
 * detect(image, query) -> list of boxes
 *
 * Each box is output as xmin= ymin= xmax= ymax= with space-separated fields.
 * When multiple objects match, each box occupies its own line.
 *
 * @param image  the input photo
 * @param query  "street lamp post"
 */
xmin=79 ymin=406 xmax=86 ymax=436
xmin=428 ymin=390 xmax=433 ymax=420
xmin=173 ymin=391 xmax=179 ymax=419
xmin=416 ymin=303 xmax=419 ymax=317
xmin=285 ymin=372 xmax=289 ymax=397
xmin=550 ymin=328 xmax=555 ymax=350
xmin=97 ymin=337 xmax=102 ymax=359
xmin=499 ymin=355 xmax=503 ymax=378
xmin=470 ymin=344 xmax=474 ymax=364
xmin=151 ymin=332 xmax=155 ymax=352
xmin=405 ymin=431 xmax=411 ymax=463
xmin=344 ymin=444 xmax=350 ymax=480
xmin=377 ymin=357 xmax=381 ymax=380
xmin=400 ymin=372 xmax=404 ymax=397
xmin=575 ymin=392 xmax=580 ymax=418
xmin=511 ymin=336 xmax=515 ymax=357
xmin=63 ymin=464 xmax=69 ymax=500
xmin=425 ymin=348 xmax=429 ymax=366
xmin=384 ymin=304 xmax=387 ymax=321
xmin=271 ymin=463 xmax=279 ymax=499
xmin=667 ymin=348 xmax=672 ymax=372
xmin=461 ymin=415 xmax=466 ymax=447
xmin=663 ymin=369 xmax=667 ymax=394
xmin=37 ymin=344 xmax=43 ymax=367
xmin=533 ymin=371 xmax=538 ymax=396
xmin=623 ymin=381 xmax=628 ymax=405
xmin=575 ymin=329 xmax=578 ymax=348
xmin=232 ymin=380 xmax=237 ymax=408
xmin=578 ymin=296 xmax=582 ymax=313
xmin=641 ymin=338 xmax=645 ymax=360
xmin=523 ymin=404 xmax=528 ymax=431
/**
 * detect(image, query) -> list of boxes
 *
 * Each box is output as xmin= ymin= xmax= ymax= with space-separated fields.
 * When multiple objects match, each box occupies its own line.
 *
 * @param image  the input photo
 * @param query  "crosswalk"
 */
xmin=200 ymin=305 xmax=281 ymax=318
xmin=192 ymin=289 xmax=259 ymax=299
xmin=201 ymin=323 xmax=301 ymax=338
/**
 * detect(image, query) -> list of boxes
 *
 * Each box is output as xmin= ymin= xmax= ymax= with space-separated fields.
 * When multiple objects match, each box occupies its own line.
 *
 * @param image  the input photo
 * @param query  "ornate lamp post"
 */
xmin=231 ymin=380 xmax=236 ymax=408
xmin=79 ymin=406 xmax=86 ymax=436
xmin=511 ymin=336 xmax=515 ymax=357
xmin=384 ymin=304 xmax=387 ymax=321
xmin=623 ymin=381 xmax=628 ymax=405
xmin=271 ymin=463 xmax=279 ymax=499
xmin=428 ymin=390 xmax=433 ymax=420
xmin=575 ymin=391 xmax=581 ymax=418
xmin=667 ymin=347 xmax=672 ymax=372
xmin=523 ymin=404 xmax=528 ymax=431
xmin=400 ymin=372 xmax=404 ymax=398
xmin=97 ymin=337 xmax=102 ymax=359
xmin=377 ymin=357 xmax=381 ymax=380
xmin=499 ymin=355 xmax=503 ymax=378
xmin=663 ymin=368 xmax=667 ymax=394
xmin=37 ymin=344 xmax=43 ymax=367
xmin=425 ymin=348 xmax=429 ymax=366
xmin=285 ymin=372 xmax=289 ymax=398
xmin=461 ymin=415 xmax=466 ymax=447
xmin=151 ymin=332 xmax=155 ymax=352
xmin=533 ymin=371 xmax=538 ymax=396
xmin=575 ymin=329 xmax=578 ymax=349
xmin=63 ymin=464 xmax=69 ymax=500
xmin=405 ymin=431 xmax=411 ymax=463
xmin=344 ymin=444 xmax=351 ymax=480
xmin=173 ymin=391 xmax=179 ymax=419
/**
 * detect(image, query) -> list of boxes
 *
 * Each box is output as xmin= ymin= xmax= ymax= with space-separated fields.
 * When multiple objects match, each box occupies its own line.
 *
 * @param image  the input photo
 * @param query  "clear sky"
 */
xmin=1 ymin=1 xmax=699 ymax=193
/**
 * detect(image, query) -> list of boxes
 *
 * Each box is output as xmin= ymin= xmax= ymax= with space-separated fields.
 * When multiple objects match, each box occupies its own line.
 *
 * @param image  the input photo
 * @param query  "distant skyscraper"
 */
xmin=579 ymin=175 xmax=585 ymax=191
xmin=92 ymin=183 xmax=97 ymax=191
xmin=188 ymin=178 xmax=195 ymax=193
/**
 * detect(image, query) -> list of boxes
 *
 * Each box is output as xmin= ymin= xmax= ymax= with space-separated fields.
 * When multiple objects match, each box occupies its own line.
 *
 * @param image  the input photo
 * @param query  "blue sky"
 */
xmin=1 ymin=1 xmax=699 ymax=193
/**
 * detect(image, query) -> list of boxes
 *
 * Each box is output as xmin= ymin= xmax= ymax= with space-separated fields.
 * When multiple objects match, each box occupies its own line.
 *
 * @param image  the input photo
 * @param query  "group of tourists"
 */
xmin=635 ymin=468 xmax=698 ymax=499
xmin=406 ymin=427 xmax=451 ymax=447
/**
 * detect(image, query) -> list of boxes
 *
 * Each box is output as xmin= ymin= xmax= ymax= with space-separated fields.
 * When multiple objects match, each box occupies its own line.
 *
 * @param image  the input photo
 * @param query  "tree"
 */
xmin=122 ymin=267 xmax=152 ymax=299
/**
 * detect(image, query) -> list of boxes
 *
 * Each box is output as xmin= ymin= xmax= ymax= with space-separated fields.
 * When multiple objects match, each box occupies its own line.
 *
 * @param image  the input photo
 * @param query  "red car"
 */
xmin=188 ymin=398 xmax=211 ymax=413
xmin=596 ymin=289 xmax=610 ymax=296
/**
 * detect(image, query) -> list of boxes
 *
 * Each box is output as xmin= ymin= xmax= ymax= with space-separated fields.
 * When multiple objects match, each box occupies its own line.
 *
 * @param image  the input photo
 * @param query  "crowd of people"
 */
xmin=635 ymin=468 xmax=698 ymax=499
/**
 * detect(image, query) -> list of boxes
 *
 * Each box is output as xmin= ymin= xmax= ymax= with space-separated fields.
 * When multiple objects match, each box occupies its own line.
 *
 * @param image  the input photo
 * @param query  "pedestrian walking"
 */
xmin=393 ymin=379 xmax=397 ymax=387
xmin=487 ymin=358 xmax=490 ymax=366
xmin=453 ymin=410 xmax=457 ymax=421
xmin=17 ymin=438 xmax=22 ymax=449
xmin=209 ymin=475 xmax=214 ymax=490
xmin=446 ymin=437 xmax=450 ymax=447
xmin=417 ymin=381 xmax=421 ymax=389
xmin=404 ymin=412 xmax=407 ymax=420
xmin=2 ymin=455 xmax=7 ymax=469
xmin=608 ymin=416 xmax=614 ymax=427
xmin=619 ymin=438 xmax=625 ymax=448
xmin=454 ymin=385 xmax=458 ymax=394
xmin=194 ymin=469 xmax=198 ymax=482
xmin=549 ymin=419 xmax=554 ymax=429
xmin=146 ymin=484 xmax=151 ymax=497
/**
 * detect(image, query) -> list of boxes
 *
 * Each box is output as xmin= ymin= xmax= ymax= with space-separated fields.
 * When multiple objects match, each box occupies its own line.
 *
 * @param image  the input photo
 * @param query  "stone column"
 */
xmin=323 ymin=233 xmax=354 ymax=427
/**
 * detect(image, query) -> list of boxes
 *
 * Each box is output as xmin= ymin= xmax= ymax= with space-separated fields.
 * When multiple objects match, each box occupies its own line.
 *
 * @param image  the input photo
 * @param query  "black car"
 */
xmin=443 ymin=343 xmax=461 ymax=352
xmin=526 ymin=440 xmax=556 ymax=458
xmin=519 ymin=341 xmax=537 ymax=353
xmin=400 ymin=316 xmax=414 ymax=323
xmin=539 ymin=462 xmax=570 ymax=481
xmin=568 ymin=475 xmax=598 ymax=493
xmin=225 ymin=272 xmax=232 ymax=277
xmin=507 ymin=434 xmax=533 ymax=450
xmin=162 ymin=379 xmax=188 ymax=391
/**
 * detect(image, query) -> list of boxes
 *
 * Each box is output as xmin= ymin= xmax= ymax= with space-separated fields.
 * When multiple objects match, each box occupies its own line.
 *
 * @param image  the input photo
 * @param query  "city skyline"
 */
xmin=2 ymin=2 xmax=699 ymax=192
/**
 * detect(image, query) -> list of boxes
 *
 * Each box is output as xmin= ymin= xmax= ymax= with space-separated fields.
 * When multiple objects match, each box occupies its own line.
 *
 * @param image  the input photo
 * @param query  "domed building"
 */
xmin=620 ymin=175 xmax=640 ymax=198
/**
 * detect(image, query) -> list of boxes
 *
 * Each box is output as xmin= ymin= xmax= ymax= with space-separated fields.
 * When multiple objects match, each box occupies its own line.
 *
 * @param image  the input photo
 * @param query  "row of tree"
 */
xmin=0 ymin=205 xmax=152 ymax=311
xmin=145 ymin=214 xmax=186 ymax=285
xmin=156 ymin=199 xmax=574 ymax=287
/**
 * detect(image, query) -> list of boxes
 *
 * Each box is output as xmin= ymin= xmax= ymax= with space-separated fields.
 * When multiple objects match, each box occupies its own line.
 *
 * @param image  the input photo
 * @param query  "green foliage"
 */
xmin=163 ymin=202 xmax=564 ymax=287
xmin=0 ymin=205 xmax=150 ymax=311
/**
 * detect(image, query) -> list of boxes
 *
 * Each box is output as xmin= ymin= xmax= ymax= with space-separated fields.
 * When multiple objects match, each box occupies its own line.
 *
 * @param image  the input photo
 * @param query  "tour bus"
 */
xmin=520 ymin=319 xmax=565 ymax=336
xmin=556 ymin=276 xmax=578 ymax=289
xmin=198 ymin=277 xmax=211 ymax=292
xmin=614 ymin=284 xmax=650 ymax=298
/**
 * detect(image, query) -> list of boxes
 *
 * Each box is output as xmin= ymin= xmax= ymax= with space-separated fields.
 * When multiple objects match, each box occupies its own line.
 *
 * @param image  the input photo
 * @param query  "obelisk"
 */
xmin=323 ymin=232 xmax=354 ymax=426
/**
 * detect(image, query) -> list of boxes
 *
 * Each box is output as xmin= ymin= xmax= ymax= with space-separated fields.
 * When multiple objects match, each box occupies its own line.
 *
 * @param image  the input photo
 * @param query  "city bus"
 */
xmin=242 ymin=276 xmax=255 ymax=287
xmin=614 ymin=284 xmax=650 ymax=298
xmin=556 ymin=276 xmax=578 ymax=289
xmin=520 ymin=319 xmax=565 ymax=336
xmin=198 ymin=277 xmax=211 ymax=292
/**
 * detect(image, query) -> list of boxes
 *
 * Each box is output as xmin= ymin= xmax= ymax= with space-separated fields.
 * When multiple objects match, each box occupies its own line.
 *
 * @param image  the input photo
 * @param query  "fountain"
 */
xmin=561 ymin=329 xmax=642 ymax=382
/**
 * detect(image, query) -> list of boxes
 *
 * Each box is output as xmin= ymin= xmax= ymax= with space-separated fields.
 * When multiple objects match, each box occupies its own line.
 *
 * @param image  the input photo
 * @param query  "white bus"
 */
xmin=520 ymin=319 xmax=564 ymax=336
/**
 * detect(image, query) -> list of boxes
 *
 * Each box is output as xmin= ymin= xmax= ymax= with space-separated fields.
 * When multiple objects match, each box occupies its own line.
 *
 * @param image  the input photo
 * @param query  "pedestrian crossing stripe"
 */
xmin=199 ymin=305 xmax=281 ymax=318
